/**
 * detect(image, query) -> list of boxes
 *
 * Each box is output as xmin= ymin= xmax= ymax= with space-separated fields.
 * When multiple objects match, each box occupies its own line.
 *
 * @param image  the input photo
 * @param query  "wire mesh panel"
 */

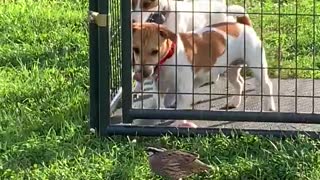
xmin=109 ymin=0 xmax=122 ymax=112
xmin=90 ymin=0 xmax=320 ymax=137
xmin=128 ymin=0 xmax=320 ymax=115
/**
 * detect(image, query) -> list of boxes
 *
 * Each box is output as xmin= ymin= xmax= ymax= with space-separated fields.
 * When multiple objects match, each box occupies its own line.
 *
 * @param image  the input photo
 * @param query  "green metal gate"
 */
xmin=89 ymin=0 xmax=320 ymax=138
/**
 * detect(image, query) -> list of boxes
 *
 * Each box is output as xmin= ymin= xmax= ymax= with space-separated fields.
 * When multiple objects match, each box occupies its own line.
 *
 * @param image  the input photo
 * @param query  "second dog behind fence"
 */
xmin=131 ymin=0 xmax=247 ymax=101
xmin=131 ymin=15 xmax=276 ymax=115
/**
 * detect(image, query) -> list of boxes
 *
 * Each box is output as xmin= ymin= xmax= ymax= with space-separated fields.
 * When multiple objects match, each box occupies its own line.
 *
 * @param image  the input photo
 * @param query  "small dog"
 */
xmin=131 ymin=0 xmax=246 ymax=101
xmin=131 ymin=0 xmax=243 ymax=32
xmin=131 ymin=15 xmax=276 ymax=112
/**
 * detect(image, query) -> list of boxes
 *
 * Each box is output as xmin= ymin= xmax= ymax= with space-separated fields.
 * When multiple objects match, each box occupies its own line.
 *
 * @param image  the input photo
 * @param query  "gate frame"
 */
xmin=88 ymin=0 xmax=320 ymax=138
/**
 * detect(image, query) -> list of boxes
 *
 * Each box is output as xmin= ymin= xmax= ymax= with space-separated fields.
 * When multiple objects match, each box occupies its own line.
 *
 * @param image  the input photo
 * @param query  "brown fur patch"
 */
xmin=179 ymin=31 xmax=226 ymax=73
xmin=208 ymin=23 xmax=241 ymax=38
xmin=132 ymin=0 xmax=160 ymax=10
xmin=207 ymin=15 xmax=252 ymax=38
xmin=236 ymin=16 xmax=252 ymax=27
xmin=132 ymin=0 xmax=138 ymax=9
xmin=142 ymin=0 xmax=159 ymax=9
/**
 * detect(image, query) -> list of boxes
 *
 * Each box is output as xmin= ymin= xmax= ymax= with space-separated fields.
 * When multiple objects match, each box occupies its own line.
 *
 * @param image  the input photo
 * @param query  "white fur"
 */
xmin=132 ymin=0 xmax=243 ymax=33
xmin=132 ymin=0 xmax=246 ymax=98
xmin=150 ymin=24 xmax=276 ymax=111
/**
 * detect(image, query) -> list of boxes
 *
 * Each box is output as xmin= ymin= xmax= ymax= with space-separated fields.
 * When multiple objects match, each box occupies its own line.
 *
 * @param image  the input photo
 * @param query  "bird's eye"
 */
xmin=151 ymin=50 xmax=159 ymax=55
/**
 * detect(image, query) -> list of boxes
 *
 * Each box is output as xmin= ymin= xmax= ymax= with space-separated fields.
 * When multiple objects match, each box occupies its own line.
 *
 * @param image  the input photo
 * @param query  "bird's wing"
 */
xmin=192 ymin=159 xmax=211 ymax=171
xmin=167 ymin=151 xmax=197 ymax=164
xmin=172 ymin=151 xmax=211 ymax=172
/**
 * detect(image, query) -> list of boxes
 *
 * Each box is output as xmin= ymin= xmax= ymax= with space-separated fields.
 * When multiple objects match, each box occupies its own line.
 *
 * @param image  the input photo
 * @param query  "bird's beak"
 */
xmin=145 ymin=147 xmax=154 ymax=156
xmin=146 ymin=151 xmax=154 ymax=156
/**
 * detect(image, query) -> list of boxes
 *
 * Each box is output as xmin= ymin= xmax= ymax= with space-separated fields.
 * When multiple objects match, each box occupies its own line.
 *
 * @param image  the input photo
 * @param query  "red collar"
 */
xmin=154 ymin=41 xmax=176 ymax=80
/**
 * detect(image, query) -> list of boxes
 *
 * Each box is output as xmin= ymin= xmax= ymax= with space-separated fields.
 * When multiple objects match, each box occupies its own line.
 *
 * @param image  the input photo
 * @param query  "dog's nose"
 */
xmin=133 ymin=72 xmax=142 ymax=82
xmin=132 ymin=19 xmax=136 ymax=23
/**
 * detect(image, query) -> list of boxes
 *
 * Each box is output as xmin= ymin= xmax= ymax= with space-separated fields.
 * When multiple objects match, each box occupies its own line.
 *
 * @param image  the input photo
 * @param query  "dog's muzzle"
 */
xmin=133 ymin=68 xmax=153 ymax=82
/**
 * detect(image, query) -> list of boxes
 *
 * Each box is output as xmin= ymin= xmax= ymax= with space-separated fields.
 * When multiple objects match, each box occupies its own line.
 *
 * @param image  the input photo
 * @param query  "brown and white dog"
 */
xmin=131 ymin=0 xmax=247 ymax=98
xmin=132 ymin=15 xmax=276 ymax=112
xmin=131 ymin=0 xmax=242 ymax=33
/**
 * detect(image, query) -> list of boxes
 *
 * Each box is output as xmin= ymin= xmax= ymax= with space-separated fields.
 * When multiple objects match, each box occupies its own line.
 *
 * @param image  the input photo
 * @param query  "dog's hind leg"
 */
xmin=222 ymin=66 xmax=244 ymax=109
xmin=247 ymin=47 xmax=276 ymax=112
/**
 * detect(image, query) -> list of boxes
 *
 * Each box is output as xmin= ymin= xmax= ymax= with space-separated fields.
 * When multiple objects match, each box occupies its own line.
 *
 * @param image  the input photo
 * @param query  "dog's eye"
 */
xmin=143 ymin=2 xmax=151 ymax=8
xmin=133 ymin=48 xmax=140 ymax=54
xmin=151 ymin=50 xmax=159 ymax=55
xmin=143 ymin=0 xmax=156 ymax=8
xmin=143 ymin=0 xmax=157 ymax=9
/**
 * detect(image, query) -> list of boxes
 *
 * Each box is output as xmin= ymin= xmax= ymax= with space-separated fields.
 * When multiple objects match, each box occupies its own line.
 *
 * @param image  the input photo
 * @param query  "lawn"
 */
xmin=231 ymin=0 xmax=320 ymax=79
xmin=1 ymin=0 xmax=320 ymax=179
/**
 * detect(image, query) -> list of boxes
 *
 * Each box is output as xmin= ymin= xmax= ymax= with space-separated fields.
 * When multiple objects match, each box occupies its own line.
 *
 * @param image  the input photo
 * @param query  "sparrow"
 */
xmin=145 ymin=147 xmax=211 ymax=180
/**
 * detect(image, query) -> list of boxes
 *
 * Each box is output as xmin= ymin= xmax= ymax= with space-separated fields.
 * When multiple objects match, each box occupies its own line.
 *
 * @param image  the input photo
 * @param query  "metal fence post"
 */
xmin=97 ymin=0 xmax=110 ymax=135
xmin=121 ymin=0 xmax=133 ymax=123
xmin=89 ymin=0 xmax=99 ymax=130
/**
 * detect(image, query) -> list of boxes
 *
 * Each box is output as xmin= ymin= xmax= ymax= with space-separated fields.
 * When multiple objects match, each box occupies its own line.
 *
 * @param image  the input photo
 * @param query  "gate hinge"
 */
xmin=88 ymin=11 xmax=109 ymax=27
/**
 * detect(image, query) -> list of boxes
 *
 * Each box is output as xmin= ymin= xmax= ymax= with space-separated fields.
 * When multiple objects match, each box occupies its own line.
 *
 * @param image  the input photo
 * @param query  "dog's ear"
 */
xmin=159 ymin=25 xmax=177 ymax=42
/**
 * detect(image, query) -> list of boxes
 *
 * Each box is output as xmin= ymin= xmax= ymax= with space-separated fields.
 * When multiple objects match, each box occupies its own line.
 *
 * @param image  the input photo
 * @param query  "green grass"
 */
xmin=231 ymin=0 xmax=320 ymax=78
xmin=1 ymin=0 xmax=320 ymax=179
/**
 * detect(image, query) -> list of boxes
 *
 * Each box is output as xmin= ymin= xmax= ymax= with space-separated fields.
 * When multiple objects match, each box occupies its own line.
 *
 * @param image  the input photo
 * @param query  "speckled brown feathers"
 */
xmin=146 ymin=147 xmax=211 ymax=180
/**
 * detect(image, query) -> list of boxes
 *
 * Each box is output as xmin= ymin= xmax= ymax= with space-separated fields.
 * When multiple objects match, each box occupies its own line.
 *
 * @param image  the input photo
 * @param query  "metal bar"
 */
xmin=103 ymin=125 xmax=320 ymax=139
xmin=127 ymin=11 xmax=320 ymax=17
xmin=259 ymin=0 xmax=263 ymax=112
xmin=277 ymin=1 xmax=281 ymax=112
xmin=128 ymin=92 xmax=320 ymax=99
xmin=109 ymin=0 xmax=115 ymax=99
xmin=97 ymin=0 xmax=110 ymax=134
xmin=294 ymin=0 xmax=298 ymax=114
xmin=89 ymin=0 xmax=99 ymax=130
xmin=128 ymin=109 xmax=320 ymax=124
xmin=121 ymin=0 xmax=133 ymax=123
xmin=312 ymin=0 xmax=316 ymax=113
xmin=110 ymin=87 xmax=122 ymax=113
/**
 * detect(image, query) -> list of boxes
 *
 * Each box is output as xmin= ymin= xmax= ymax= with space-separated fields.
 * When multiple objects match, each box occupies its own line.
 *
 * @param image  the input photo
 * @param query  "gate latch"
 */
xmin=88 ymin=11 xmax=108 ymax=27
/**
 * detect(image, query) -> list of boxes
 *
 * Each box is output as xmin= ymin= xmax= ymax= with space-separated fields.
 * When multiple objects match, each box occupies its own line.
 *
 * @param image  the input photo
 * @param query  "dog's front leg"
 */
xmin=151 ymin=80 xmax=161 ymax=109
xmin=176 ymin=92 xmax=193 ymax=110
xmin=133 ymin=81 xmax=142 ymax=97
xmin=222 ymin=66 xmax=244 ymax=109
xmin=176 ymin=69 xmax=194 ymax=110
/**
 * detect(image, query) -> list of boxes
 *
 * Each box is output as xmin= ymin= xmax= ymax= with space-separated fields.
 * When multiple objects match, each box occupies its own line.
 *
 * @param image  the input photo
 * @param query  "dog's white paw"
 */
xmin=221 ymin=96 xmax=241 ymax=110
xmin=266 ymin=103 xmax=276 ymax=112
xmin=264 ymin=98 xmax=276 ymax=112
xmin=221 ymin=103 xmax=237 ymax=110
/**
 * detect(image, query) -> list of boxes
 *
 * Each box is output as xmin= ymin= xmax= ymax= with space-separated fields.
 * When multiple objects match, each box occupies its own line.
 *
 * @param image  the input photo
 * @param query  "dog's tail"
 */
xmin=226 ymin=5 xmax=252 ymax=27
xmin=236 ymin=15 xmax=252 ymax=27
